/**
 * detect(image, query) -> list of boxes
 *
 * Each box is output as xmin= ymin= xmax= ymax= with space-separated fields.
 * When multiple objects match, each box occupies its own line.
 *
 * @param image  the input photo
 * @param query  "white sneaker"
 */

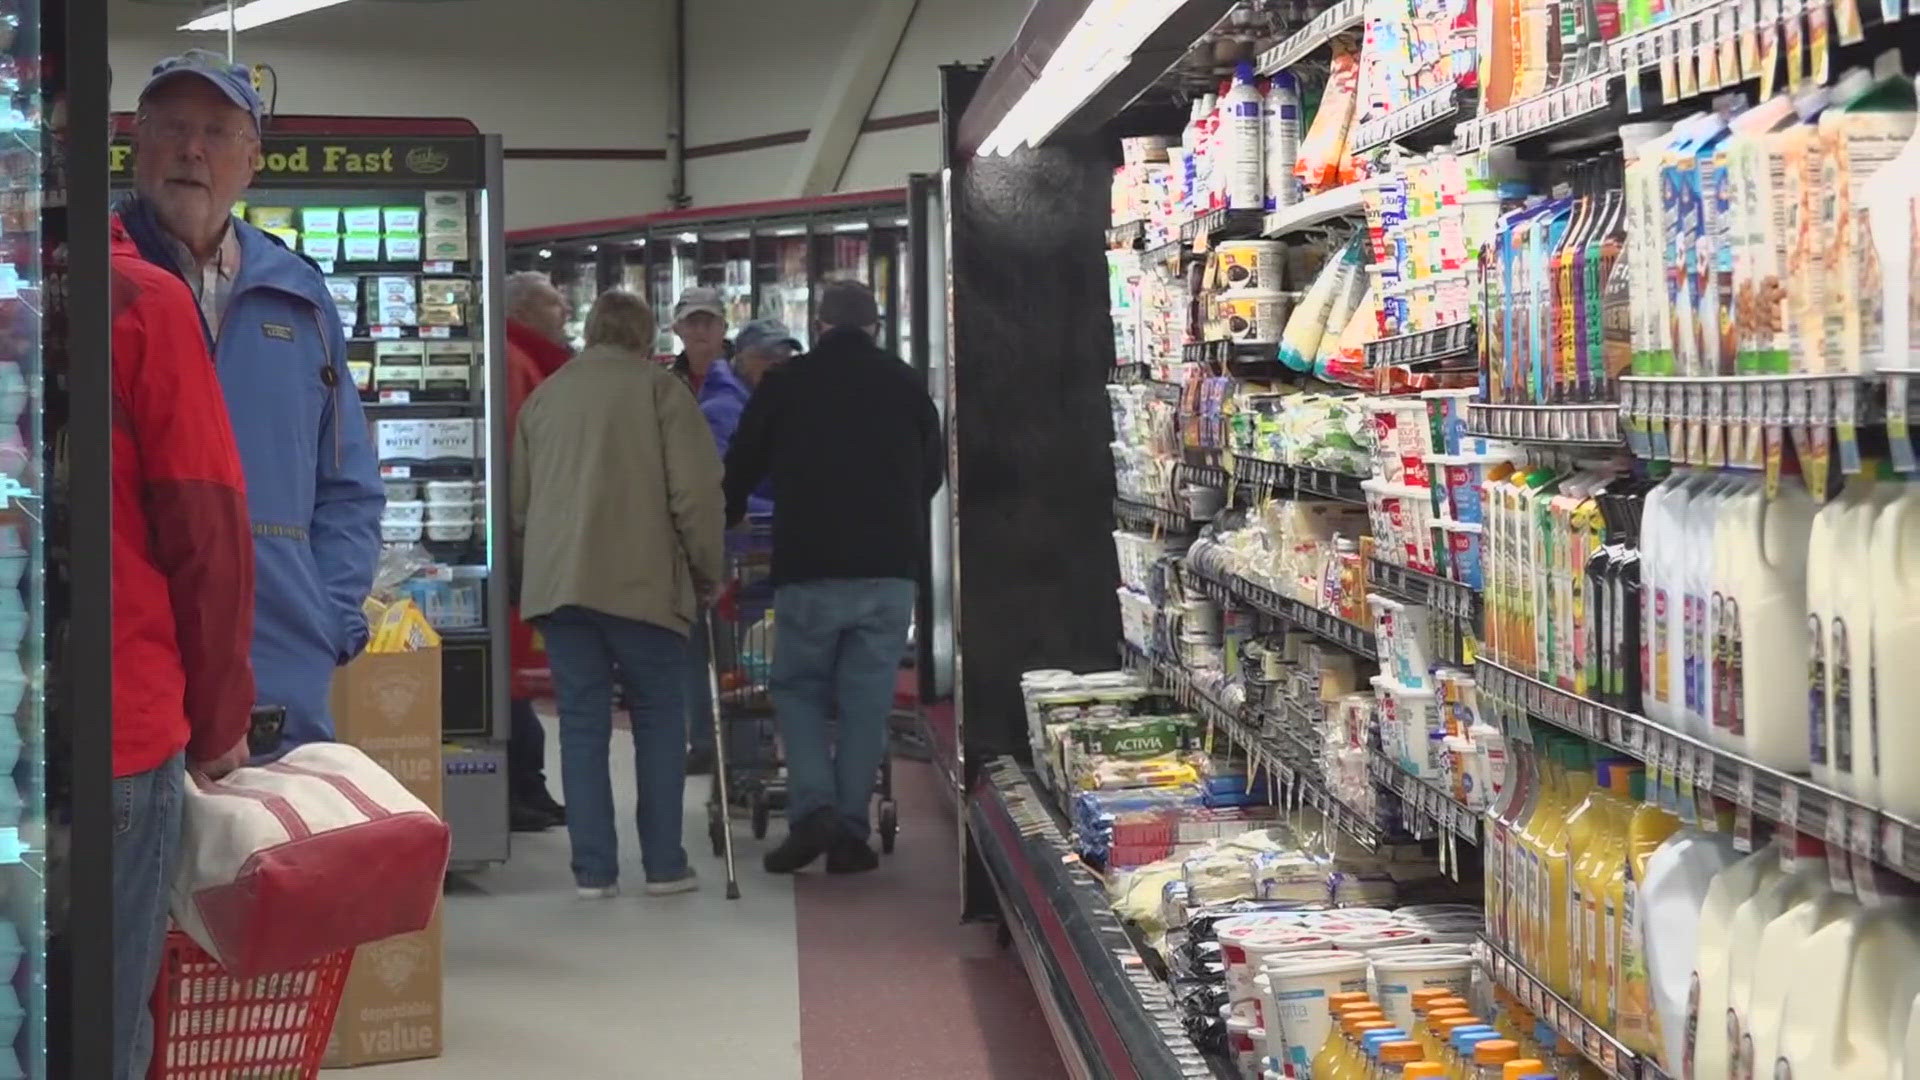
xmin=644 ymin=870 xmax=699 ymax=896
xmin=576 ymin=885 xmax=619 ymax=900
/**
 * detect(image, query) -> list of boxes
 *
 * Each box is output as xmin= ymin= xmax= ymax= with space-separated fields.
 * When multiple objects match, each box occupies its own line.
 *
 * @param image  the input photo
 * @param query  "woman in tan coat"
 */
xmin=511 ymin=290 xmax=724 ymax=897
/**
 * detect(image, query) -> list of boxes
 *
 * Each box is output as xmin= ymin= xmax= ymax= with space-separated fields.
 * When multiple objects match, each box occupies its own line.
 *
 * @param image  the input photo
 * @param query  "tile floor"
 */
xmin=366 ymin=727 xmax=1064 ymax=1079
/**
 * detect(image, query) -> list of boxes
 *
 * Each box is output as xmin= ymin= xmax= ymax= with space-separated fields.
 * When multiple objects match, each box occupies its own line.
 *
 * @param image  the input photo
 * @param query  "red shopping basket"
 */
xmin=147 ymin=929 xmax=353 ymax=1079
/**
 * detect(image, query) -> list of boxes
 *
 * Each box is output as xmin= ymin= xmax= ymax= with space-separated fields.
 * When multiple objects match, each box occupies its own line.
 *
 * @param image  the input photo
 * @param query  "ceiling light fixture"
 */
xmin=977 ymin=0 xmax=1184 ymax=157
xmin=181 ymin=0 xmax=357 ymax=33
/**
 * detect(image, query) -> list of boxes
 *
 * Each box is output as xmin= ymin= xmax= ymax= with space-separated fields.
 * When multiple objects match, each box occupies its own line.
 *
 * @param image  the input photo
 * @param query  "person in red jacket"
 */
xmin=504 ymin=271 xmax=572 ymax=830
xmin=109 ymin=213 xmax=256 ymax=1080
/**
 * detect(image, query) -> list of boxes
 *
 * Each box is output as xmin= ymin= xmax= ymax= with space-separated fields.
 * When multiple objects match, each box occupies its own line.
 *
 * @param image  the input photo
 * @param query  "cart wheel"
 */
xmin=750 ymin=790 xmax=770 ymax=840
xmin=878 ymin=800 xmax=898 ymax=854
xmin=707 ymin=803 xmax=725 ymax=857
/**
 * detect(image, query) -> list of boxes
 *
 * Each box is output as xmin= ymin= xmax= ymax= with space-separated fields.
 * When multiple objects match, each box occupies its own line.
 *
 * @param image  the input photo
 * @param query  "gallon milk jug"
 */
xmin=1830 ymin=475 xmax=1898 ymax=804
xmin=1776 ymin=899 xmax=1920 ymax=1079
xmin=1808 ymin=478 xmax=1874 ymax=789
xmin=1745 ymin=878 xmax=1859 ymax=1080
xmin=1903 ymin=989 xmax=1920 ymax=1080
xmin=1718 ymin=844 xmax=1830 ymax=1079
xmin=1684 ymin=475 xmax=1741 ymax=742
xmin=1639 ymin=831 xmax=1740 ymax=1071
xmin=1724 ymin=477 xmax=1816 ymax=768
xmin=1707 ymin=478 xmax=1755 ymax=751
xmin=1639 ymin=473 xmax=1689 ymax=730
xmin=1871 ymin=482 xmax=1920 ymax=820
xmin=1685 ymin=842 xmax=1783 ymax=1076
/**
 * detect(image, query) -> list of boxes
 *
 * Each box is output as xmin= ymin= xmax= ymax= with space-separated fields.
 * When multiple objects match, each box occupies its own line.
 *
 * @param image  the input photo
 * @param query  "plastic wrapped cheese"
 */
xmin=1296 ymin=45 xmax=1360 ymax=194
xmin=1317 ymin=278 xmax=1382 ymax=387
xmin=1278 ymin=249 xmax=1346 ymax=371
xmin=1311 ymin=239 xmax=1371 ymax=372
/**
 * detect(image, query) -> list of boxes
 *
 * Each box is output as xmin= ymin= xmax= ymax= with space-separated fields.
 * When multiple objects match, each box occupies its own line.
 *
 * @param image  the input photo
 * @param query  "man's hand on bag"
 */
xmin=194 ymin=736 xmax=251 ymax=781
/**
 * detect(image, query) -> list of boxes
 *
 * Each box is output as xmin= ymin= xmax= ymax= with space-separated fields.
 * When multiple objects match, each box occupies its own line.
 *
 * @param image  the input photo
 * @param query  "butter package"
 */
xmin=423 ymin=192 xmax=468 ymax=235
xmin=375 ymin=340 xmax=426 ymax=390
xmin=385 ymin=234 xmax=423 ymax=261
xmin=384 ymin=206 xmax=423 ymax=233
xmin=420 ymin=279 xmax=471 ymax=307
xmin=248 ymin=205 xmax=295 ymax=230
xmin=302 ymin=233 xmax=341 ymax=262
xmin=366 ymin=597 xmax=442 ymax=653
xmin=423 ymin=234 xmax=469 ymax=262
xmin=343 ymin=206 xmax=383 ymax=234
xmin=421 ymin=343 xmax=473 ymax=392
xmin=342 ymin=233 xmax=382 ymax=263
xmin=418 ymin=302 xmax=463 ymax=327
xmin=300 ymin=206 xmax=341 ymax=234
xmin=323 ymin=275 xmax=360 ymax=308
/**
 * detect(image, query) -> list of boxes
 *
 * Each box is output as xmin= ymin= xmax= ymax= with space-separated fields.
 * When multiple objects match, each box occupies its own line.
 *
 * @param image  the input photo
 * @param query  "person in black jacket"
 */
xmin=724 ymin=279 xmax=944 ymax=874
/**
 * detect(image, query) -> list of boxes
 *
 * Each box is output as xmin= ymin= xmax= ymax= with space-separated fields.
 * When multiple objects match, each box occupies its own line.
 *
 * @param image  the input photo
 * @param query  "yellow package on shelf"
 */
xmin=364 ymin=596 xmax=442 ymax=653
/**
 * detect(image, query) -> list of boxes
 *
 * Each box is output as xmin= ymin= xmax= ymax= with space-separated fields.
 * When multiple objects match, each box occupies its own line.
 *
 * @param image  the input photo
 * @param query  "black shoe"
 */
xmin=510 ymin=801 xmax=554 ymax=833
xmin=825 ymin=828 xmax=879 ymax=874
xmin=532 ymin=792 xmax=566 ymax=825
xmin=686 ymin=745 xmax=716 ymax=776
xmin=762 ymin=807 xmax=836 ymax=874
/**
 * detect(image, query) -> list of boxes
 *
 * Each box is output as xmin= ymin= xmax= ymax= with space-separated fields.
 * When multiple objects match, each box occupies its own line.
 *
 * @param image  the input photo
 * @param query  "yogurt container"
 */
xmin=1217 ymin=290 xmax=1293 ymax=345
xmin=1370 ymin=950 xmax=1477 ymax=1033
xmin=1215 ymin=239 xmax=1288 ymax=291
xmin=1259 ymin=951 xmax=1372 ymax=1078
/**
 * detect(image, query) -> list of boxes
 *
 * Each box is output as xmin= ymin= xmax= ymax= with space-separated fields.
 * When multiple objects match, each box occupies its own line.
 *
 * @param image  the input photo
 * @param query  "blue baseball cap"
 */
xmin=733 ymin=319 xmax=800 ymax=355
xmin=140 ymin=50 xmax=263 ymax=129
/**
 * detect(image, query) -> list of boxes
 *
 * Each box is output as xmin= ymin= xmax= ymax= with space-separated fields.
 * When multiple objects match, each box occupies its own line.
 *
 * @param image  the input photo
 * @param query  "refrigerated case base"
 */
xmin=445 ymin=740 xmax=510 ymax=866
xmin=967 ymin=757 xmax=1224 ymax=1080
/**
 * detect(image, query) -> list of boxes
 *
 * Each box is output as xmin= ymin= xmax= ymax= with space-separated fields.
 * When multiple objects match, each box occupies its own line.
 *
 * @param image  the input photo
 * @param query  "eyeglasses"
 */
xmin=136 ymin=113 xmax=255 ymax=150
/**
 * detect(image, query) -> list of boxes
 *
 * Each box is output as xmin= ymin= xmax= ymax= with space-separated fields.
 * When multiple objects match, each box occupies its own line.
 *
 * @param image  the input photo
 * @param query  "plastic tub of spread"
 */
xmin=425 ymin=500 xmax=474 ymax=524
xmin=1217 ymin=290 xmax=1294 ymax=345
xmin=383 ymin=480 xmax=421 ymax=502
xmin=385 ymin=500 xmax=425 ymax=523
xmin=425 ymin=479 xmax=476 ymax=502
xmin=427 ymin=520 xmax=474 ymax=542
xmin=381 ymin=519 xmax=423 ymax=543
xmin=1215 ymin=239 xmax=1288 ymax=291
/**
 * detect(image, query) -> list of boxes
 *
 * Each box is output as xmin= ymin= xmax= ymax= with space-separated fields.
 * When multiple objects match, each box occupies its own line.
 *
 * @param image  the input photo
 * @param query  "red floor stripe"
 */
xmin=793 ymin=759 xmax=1066 ymax=1079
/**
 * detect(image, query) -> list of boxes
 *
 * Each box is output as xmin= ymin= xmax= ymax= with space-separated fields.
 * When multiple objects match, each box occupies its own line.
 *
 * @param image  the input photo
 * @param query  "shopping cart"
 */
xmin=146 ymin=930 xmax=352 ymax=1080
xmin=702 ymin=521 xmax=899 ymax=869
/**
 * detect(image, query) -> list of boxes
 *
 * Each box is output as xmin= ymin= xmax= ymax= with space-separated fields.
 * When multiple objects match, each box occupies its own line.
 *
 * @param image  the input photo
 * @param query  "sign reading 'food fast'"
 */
xmin=110 ymin=135 xmax=483 ymax=187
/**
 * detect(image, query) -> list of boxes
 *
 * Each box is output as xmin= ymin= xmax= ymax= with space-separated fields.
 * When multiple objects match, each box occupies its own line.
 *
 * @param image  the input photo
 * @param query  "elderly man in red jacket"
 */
xmin=110 ymin=213 xmax=256 ymax=1079
xmin=504 ymin=271 xmax=573 ymax=831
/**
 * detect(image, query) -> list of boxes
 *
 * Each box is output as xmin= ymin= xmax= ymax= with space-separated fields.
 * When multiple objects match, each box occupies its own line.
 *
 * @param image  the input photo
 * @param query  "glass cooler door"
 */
xmin=755 ymin=224 xmax=810 ymax=349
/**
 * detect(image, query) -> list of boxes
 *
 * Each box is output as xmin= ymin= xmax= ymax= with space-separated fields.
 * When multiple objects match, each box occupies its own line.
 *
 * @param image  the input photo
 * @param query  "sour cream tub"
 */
xmin=1219 ymin=920 xmax=1327 ymax=1007
xmin=1217 ymin=289 xmax=1293 ymax=345
xmin=1370 ymin=949 xmax=1477 ymax=1033
xmin=1215 ymin=239 xmax=1288 ymax=291
xmin=1259 ymin=951 xmax=1372 ymax=1078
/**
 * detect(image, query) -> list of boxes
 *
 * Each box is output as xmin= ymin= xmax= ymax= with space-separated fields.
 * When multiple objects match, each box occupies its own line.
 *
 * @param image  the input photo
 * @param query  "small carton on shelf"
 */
xmin=384 ymin=206 xmax=423 ymax=234
xmin=420 ymin=279 xmax=471 ymax=306
xmin=375 ymin=418 xmax=429 ymax=460
xmin=376 ymin=276 xmax=419 ymax=327
xmin=325 ymin=618 xmax=443 ymax=1068
xmin=375 ymin=341 xmax=426 ymax=391
xmin=343 ymin=206 xmax=383 ymax=234
xmin=302 ymin=233 xmax=341 ymax=262
xmin=422 ymin=418 xmax=476 ymax=459
xmin=342 ymin=234 xmax=382 ymax=263
xmin=301 ymin=206 xmax=341 ymax=234
xmin=423 ymin=234 xmax=469 ymax=262
xmin=417 ymin=302 xmax=462 ymax=327
xmin=385 ymin=234 xmax=423 ymax=261
xmin=423 ymin=191 xmax=467 ymax=234
xmin=421 ymin=342 xmax=472 ymax=393
xmin=247 ymin=206 xmax=295 ymax=230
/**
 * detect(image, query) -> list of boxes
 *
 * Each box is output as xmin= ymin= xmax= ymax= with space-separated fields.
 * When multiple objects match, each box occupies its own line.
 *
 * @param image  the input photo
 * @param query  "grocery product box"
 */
xmin=330 ymin=645 xmax=442 ymax=812
xmin=323 ymin=635 xmax=444 ymax=1069
xmin=321 ymin=908 xmax=443 ymax=1069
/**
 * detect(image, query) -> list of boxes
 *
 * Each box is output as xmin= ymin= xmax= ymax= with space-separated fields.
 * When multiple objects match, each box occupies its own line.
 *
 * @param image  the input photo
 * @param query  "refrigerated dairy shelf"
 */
xmin=1480 ymin=935 xmax=1671 ymax=1080
xmin=1255 ymin=0 xmax=1363 ymax=73
xmin=1350 ymin=84 xmax=1469 ymax=153
xmin=969 ymin=757 xmax=1222 ymax=1080
xmin=1113 ymin=497 xmax=1199 ymax=534
xmin=1107 ymin=220 xmax=1146 ymax=249
xmin=1181 ymin=564 xmax=1379 ymax=661
xmin=1178 ymin=453 xmax=1368 ymax=508
xmin=1364 ymin=320 xmax=1476 ymax=369
xmin=1456 ymin=73 xmax=1613 ymax=150
xmin=1477 ymin=658 xmax=1920 ymax=886
xmin=1464 ymin=401 xmax=1623 ymax=448
xmin=1367 ymin=751 xmax=1479 ymax=844
xmin=1261 ymin=181 xmax=1369 ymax=239
xmin=1180 ymin=207 xmax=1267 ymax=244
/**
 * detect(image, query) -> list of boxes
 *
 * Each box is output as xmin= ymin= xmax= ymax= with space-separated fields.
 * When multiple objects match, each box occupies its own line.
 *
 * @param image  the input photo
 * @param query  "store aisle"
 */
xmin=371 ymin=722 xmax=1063 ymax=1079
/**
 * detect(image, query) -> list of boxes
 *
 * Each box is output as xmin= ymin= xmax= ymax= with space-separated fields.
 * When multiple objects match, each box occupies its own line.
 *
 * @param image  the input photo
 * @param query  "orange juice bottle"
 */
xmin=1538 ymin=739 xmax=1594 ymax=994
xmin=1502 ymin=1061 xmax=1549 ymax=1080
xmin=1470 ymin=1039 xmax=1522 ymax=1079
xmin=1345 ymin=1021 xmax=1399 ymax=1080
xmin=1316 ymin=1002 xmax=1385 ymax=1079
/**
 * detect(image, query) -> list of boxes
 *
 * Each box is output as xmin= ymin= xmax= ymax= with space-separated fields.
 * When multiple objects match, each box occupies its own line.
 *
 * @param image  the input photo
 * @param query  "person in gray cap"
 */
xmin=683 ymin=317 xmax=796 ymax=774
xmin=669 ymin=285 xmax=730 ymax=398
xmin=724 ymin=279 xmax=944 ymax=875
xmin=117 ymin=50 xmax=382 ymax=752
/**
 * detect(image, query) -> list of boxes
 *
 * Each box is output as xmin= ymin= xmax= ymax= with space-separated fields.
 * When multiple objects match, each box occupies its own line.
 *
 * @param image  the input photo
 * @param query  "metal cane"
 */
xmin=705 ymin=617 xmax=740 ymax=900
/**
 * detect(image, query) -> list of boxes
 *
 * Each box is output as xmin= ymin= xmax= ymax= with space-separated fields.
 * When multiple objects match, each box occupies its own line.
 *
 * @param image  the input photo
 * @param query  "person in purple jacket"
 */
xmin=685 ymin=318 xmax=796 ymax=772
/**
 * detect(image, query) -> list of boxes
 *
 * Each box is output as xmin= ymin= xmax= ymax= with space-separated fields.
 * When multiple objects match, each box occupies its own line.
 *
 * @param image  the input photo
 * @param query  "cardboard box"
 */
xmin=322 ymin=909 xmax=443 ymax=1069
xmin=325 ymin=647 xmax=445 ymax=1068
xmin=330 ymin=647 xmax=443 ymax=813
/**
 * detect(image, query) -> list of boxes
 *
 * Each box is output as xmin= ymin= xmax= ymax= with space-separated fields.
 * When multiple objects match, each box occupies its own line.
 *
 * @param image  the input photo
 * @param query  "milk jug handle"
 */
xmin=1885 ymin=494 xmax=1920 ymax=598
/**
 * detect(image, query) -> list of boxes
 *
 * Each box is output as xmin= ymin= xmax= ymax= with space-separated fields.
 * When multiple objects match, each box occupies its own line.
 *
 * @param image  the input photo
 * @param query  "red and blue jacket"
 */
xmin=110 ymin=215 xmax=256 ymax=777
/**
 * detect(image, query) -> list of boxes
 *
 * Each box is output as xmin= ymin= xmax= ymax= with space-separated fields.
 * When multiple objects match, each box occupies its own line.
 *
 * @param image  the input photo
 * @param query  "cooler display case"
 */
xmin=508 ymin=189 xmax=909 ymax=356
xmin=110 ymin=116 xmax=514 ymax=865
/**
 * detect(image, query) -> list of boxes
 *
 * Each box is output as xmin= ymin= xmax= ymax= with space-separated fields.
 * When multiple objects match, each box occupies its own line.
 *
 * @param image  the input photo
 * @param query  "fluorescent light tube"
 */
xmin=181 ymin=0 xmax=356 ymax=32
xmin=979 ymin=0 xmax=1183 ymax=155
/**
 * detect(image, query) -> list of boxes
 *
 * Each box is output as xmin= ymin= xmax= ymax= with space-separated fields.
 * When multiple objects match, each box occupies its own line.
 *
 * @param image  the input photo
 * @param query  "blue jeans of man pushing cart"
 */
xmin=770 ymin=577 xmax=915 ymax=838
